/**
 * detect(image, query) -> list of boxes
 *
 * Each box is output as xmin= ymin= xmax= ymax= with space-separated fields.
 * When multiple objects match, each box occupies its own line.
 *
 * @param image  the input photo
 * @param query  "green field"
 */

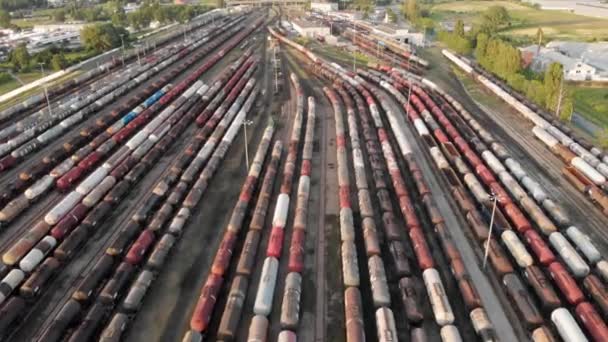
xmin=198 ymin=0 xmax=219 ymax=8
xmin=0 ymin=70 xmax=83 ymax=110
xmin=0 ymin=71 xmax=44 ymax=97
xmin=431 ymin=1 xmax=608 ymax=41
xmin=310 ymin=42 xmax=379 ymax=68
xmin=12 ymin=16 xmax=55 ymax=28
xmin=572 ymin=87 xmax=608 ymax=128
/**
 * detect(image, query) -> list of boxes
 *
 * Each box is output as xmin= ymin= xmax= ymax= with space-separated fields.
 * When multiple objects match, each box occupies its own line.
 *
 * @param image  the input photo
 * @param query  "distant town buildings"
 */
xmin=47 ymin=0 xmax=66 ymax=8
xmin=524 ymin=0 xmax=608 ymax=19
xmin=124 ymin=3 xmax=141 ymax=13
xmin=520 ymin=41 xmax=608 ymax=82
xmin=288 ymin=8 xmax=425 ymax=49
xmin=0 ymin=23 xmax=84 ymax=56
xmin=310 ymin=2 xmax=338 ymax=13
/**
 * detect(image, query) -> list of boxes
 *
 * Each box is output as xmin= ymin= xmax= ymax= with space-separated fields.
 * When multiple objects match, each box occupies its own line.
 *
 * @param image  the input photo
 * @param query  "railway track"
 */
xmin=0 ymin=11 xmax=268 ymax=340
xmin=0 ymin=8 xmax=605 ymax=342
xmin=268 ymin=23 xmax=608 ymax=342
xmin=0 ymin=13 xmax=220 ymax=130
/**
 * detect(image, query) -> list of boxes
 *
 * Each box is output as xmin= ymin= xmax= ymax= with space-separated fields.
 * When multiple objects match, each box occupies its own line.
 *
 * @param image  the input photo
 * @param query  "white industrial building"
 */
xmin=310 ymin=2 xmax=338 ymax=13
xmin=367 ymin=23 xmax=426 ymax=46
xmin=520 ymin=42 xmax=608 ymax=82
xmin=291 ymin=19 xmax=330 ymax=38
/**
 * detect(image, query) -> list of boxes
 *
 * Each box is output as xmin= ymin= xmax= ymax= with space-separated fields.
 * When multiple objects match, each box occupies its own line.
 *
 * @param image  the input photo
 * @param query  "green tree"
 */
xmin=50 ymin=53 xmax=67 ymax=71
xmin=403 ymin=0 xmax=419 ymax=21
xmin=33 ymin=47 xmax=54 ymax=66
xmin=111 ymin=11 xmax=127 ymax=26
xmin=536 ymin=27 xmax=544 ymax=45
xmin=178 ymin=6 xmax=195 ymax=23
xmin=481 ymin=5 xmax=510 ymax=33
xmin=526 ymin=80 xmax=546 ymax=107
xmin=558 ymin=90 xmax=573 ymax=121
xmin=455 ymin=19 xmax=465 ymax=38
xmin=54 ymin=9 xmax=66 ymax=22
xmin=81 ymin=23 xmax=127 ymax=52
xmin=437 ymin=30 xmax=472 ymax=55
xmin=110 ymin=0 xmax=127 ymax=26
xmin=82 ymin=7 xmax=104 ymax=22
xmin=354 ymin=0 xmax=373 ymax=13
xmin=475 ymin=32 xmax=489 ymax=60
xmin=385 ymin=8 xmax=397 ymax=23
xmin=416 ymin=17 xmax=435 ymax=31
xmin=9 ymin=43 xmax=29 ymax=71
xmin=0 ymin=9 xmax=10 ymax=28
xmin=153 ymin=6 xmax=167 ymax=23
xmin=544 ymin=62 xmax=564 ymax=113
xmin=127 ymin=11 xmax=142 ymax=29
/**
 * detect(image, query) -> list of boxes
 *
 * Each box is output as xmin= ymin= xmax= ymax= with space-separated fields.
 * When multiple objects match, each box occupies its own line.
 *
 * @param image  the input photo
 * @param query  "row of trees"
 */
xmin=0 ymin=0 xmax=45 ymax=11
xmin=437 ymin=5 xmax=511 ymax=54
xmin=401 ymin=0 xmax=435 ymax=32
xmin=123 ymin=3 xmax=199 ymax=29
xmin=437 ymin=27 xmax=472 ymax=54
xmin=437 ymin=6 xmax=573 ymax=120
xmin=352 ymin=0 xmax=373 ymax=15
xmin=50 ymin=1 xmax=204 ymax=27
xmin=8 ymin=43 xmax=70 ymax=72
xmin=81 ymin=22 xmax=129 ymax=53
xmin=475 ymin=20 xmax=571 ymax=118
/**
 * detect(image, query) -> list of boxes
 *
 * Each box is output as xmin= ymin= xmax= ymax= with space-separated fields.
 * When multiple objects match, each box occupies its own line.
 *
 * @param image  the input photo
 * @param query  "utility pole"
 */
xmin=555 ymin=76 xmax=564 ymax=118
xmin=273 ymin=47 xmax=279 ymax=93
xmin=38 ymin=63 xmax=53 ymax=117
xmin=483 ymin=193 xmax=498 ymax=270
xmin=242 ymin=119 xmax=254 ymax=170
xmin=536 ymin=27 xmax=543 ymax=57
xmin=352 ymin=22 xmax=356 ymax=72
xmin=406 ymin=78 xmax=412 ymax=115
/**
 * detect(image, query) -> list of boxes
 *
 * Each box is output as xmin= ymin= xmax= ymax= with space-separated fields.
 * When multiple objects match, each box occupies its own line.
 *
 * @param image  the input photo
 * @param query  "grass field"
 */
xmin=309 ymin=41 xmax=379 ymax=68
xmin=0 ymin=70 xmax=81 ymax=110
xmin=0 ymin=71 xmax=44 ymax=96
xmin=12 ymin=16 xmax=55 ymax=28
xmin=63 ymin=50 xmax=98 ymax=63
xmin=451 ymin=66 xmax=508 ymax=109
xmin=572 ymin=86 xmax=608 ymax=128
xmin=430 ymin=1 xmax=608 ymax=41
xmin=198 ymin=0 xmax=219 ymax=8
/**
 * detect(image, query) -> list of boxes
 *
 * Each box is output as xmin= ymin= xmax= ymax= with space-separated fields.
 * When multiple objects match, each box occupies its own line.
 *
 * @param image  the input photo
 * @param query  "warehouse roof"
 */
xmin=546 ymin=41 xmax=608 ymax=71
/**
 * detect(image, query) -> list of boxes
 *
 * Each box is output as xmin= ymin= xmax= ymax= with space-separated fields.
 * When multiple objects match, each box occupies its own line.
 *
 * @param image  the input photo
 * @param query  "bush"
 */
xmin=438 ymin=30 xmax=472 ymax=55
xmin=0 ymin=72 xmax=12 ymax=84
xmin=81 ymin=23 xmax=129 ymax=52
